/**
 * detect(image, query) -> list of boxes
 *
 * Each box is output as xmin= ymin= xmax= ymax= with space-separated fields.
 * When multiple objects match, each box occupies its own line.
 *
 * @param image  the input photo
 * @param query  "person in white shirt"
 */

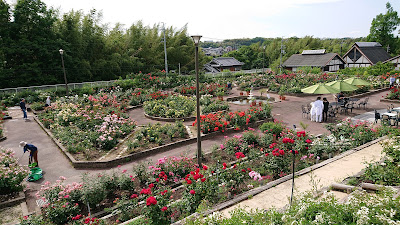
xmin=310 ymin=102 xmax=316 ymax=122
xmin=45 ymin=96 xmax=51 ymax=107
xmin=314 ymin=97 xmax=324 ymax=122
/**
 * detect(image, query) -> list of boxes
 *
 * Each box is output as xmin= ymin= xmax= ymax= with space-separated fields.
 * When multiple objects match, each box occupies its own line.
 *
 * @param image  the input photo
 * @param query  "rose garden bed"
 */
xmin=19 ymin=116 xmax=400 ymax=224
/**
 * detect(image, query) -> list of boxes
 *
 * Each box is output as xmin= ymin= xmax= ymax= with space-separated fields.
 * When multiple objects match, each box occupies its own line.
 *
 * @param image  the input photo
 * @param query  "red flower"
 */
xmin=214 ymin=127 xmax=219 ymax=131
xmin=161 ymin=206 xmax=168 ymax=212
xmin=235 ymin=152 xmax=245 ymax=159
xmin=149 ymin=183 xmax=155 ymax=188
xmin=146 ymin=196 xmax=157 ymax=206
xmin=305 ymin=139 xmax=312 ymax=144
xmin=265 ymin=153 xmax=269 ymax=157
xmin=247 ymin=168 xmax=252 ymax=171
xmin=279 ymin=149 xmax=285 ymax=155
xmin=222 ymin=162 xmax=227 ymax=169
xmin=190 ymin=190 xmax=196 ymax=195
xmin=140 ymin=188 xmax=151 ymax=195
xmin=185 ymin=178 xmax=192 ymax=185
xmin=201 ymin=178 xmax=206 ymax=182
xmin=242 ymin=169 xmax=246 ymax=172
xmin=203 ymin=165 xmax=208 ymax=170
xmin=130 ymin=194 xmax=138 ymax=199
xmin=193 ymin=174 xmax=200 ymax=180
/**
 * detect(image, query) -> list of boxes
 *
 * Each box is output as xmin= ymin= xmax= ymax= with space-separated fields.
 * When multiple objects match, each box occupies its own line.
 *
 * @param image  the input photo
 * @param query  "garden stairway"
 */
xmin=219 ymin=140 xmax=384 ymax=217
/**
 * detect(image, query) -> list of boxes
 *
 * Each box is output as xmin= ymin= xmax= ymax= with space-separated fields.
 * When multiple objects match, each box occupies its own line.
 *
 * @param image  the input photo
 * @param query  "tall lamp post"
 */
xmin=191 ymin=35 xmax=202 ymax=166
xmin=262 ymin=45 xmax=266 ymax=74
xmin=59 ymin=49 xmax=69 ymax=95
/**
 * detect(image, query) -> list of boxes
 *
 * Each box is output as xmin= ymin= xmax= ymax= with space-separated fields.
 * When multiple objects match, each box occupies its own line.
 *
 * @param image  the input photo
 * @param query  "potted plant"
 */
xmin=245 ymin=87 xmax=251 ymax=95
xmin=278 ymin=86 xmax=287 ymax=100
xmin=216 ymin=91 xmax=225 ymax=101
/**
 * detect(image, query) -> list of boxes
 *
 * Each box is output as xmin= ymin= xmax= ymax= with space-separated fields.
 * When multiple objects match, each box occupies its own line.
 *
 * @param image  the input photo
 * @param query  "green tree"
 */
xmin=367 ymin=2 xmax=400 ymax=54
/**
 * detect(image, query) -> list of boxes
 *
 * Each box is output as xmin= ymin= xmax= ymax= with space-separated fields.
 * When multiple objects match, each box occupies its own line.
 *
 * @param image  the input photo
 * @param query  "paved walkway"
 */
xmin=0 ymin=87 xmax=396 ymax=212
xmin=220 ymin=140 xmax=384 ymax=216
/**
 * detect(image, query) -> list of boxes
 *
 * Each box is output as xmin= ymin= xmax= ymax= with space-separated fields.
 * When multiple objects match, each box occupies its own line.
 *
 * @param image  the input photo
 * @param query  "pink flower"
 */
xmin=130 ymin=194 xmax=138 ymax=199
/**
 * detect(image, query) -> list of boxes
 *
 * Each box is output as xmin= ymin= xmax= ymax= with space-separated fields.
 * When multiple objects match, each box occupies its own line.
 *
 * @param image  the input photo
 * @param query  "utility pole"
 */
xmin=387 ymin=45 xmax=390 ymax=53
xmin=162 ymin=23 xmax=168 ymax=75
xmin=178 ymin=63 xmax=181 ymax=75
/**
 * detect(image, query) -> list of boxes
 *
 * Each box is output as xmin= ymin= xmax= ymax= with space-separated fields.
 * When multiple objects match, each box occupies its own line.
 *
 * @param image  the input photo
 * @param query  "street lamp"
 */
xmin=191 ymin=35 xmax=202 ymax=166
xmin=59 ymin=49 xmax=69 ymax=95
xmin=262 ymin=45 xmax=266 ymax=74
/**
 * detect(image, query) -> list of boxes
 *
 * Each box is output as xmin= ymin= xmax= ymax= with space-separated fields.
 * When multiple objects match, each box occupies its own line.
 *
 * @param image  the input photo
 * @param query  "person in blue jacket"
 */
xmin=19 ymin=141 xmax=39 ymax=167
xmin=19 ymin=98 xmax=28 ymax=120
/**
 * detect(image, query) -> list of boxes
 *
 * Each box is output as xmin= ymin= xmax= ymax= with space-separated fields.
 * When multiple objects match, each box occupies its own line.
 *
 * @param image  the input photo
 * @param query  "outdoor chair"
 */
xmin=381 ymin=114 xmax=390 ymax=126
xmin=387 ymin=104 xmax=394 ymax=112
xmin=358 ymin=97 xmax=369 ymax=109
xmin=301 ymin=105 xmax=310 ymax=119
xmin=327 ymin=109 xmax=337 ymax=122
xmin=346 ymin=102 xmax=355 ymax=113
xmin=374 ymin=110 xmax=380 ymax=124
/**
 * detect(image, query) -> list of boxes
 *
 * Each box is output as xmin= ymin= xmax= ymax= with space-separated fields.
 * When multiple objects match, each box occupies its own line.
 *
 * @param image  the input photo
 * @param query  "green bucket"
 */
xmin=27 ymin=167 xmax=43 ymax=182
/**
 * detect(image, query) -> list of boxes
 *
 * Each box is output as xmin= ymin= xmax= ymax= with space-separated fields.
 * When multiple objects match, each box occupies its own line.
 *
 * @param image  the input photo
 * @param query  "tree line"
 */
xmin=0 ymin=0 xmax=399 ymax=88
xmin=0 ymin=0 xmax=204 ymax=89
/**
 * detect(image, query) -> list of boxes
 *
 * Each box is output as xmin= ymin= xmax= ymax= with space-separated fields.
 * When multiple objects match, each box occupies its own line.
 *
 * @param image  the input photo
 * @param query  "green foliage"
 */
xmin=186 ymin=188 xmax=400 ymax=225
xmin=0 ymin=147 xmax=29 ymax=194
xmin=259 ymin=121 xmax=285 ymax=136
xmin=144 ymin=95 xmax=196 ymax=118
xmin=367 ymin=2 xmax=400 ymax=54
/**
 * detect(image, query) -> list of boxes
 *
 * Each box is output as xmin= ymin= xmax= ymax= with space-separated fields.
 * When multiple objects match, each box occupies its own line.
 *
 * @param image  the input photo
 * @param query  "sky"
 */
xmin=5 ymin=0 xmax=400 ymax=41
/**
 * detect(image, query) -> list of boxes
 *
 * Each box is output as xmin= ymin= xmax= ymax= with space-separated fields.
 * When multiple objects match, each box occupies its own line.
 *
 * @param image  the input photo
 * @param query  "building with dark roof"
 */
xmin=383 ymin=55 xmax=400 ymax=70
xmin=342 ymin=42 xmax=391 ymax=68
xmin=204 ymin=57 xmax=244 ymax=73
xmin=282 ymin=49 xmax=345 ymax=72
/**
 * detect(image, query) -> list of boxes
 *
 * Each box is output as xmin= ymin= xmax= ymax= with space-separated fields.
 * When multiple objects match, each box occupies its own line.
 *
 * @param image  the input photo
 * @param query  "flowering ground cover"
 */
xmin=37 ymin=93 xmax=136 ymax=160
xmin=386 ymin=86 xmax=400 ymax=100
xmin=175 ymin=83 xmax=228 ymax=96
xmin=144 ymin=95 xmax=196 ymax=119
xmin=192 ymin=104 xmax=272 ymax=134
xmin=351 ymin=136 xmax=400 ymax=186
xmin=127 ymin=88 xmax=170 ymax=106
xmin=124 ymin=121 xmax=189 ymax=154
xmin=0 ymin=147 xmax=29 ymax=195
xmin=185 ymin=188 xmax=400 ymax=225
xmin=19 ymin=118 xmax=400 ymax=224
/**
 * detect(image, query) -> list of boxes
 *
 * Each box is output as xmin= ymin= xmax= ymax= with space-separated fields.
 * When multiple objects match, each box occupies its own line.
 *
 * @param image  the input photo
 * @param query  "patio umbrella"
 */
xmin=326 ymin=80 xmax=359 ymax=92
xmin=301 ymin=83 xmax=340 ymax=94
xmin=343 ymin=77 xmax=372 ymax=86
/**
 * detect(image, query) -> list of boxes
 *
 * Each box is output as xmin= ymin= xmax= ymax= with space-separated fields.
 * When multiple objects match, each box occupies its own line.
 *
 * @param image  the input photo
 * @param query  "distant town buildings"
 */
xmin=202 ymin=46 xmax=234 ymax=56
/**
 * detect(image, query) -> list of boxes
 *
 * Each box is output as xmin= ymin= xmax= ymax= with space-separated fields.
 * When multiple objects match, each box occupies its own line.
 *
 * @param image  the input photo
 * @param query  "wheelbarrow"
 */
xmin=27 ymin=167 xmax=43 ymax=182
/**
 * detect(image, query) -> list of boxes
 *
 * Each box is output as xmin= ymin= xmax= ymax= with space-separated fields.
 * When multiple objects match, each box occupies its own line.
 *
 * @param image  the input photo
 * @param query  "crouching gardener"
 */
xmin=19 ymin=141 xmax=39 ymax=167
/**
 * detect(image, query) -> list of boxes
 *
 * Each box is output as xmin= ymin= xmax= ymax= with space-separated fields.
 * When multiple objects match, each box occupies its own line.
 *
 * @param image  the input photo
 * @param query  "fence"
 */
xmin=0 ymin=68 xmax=271 ymax=94
xmin=0 ymin=80 xmax=118 ymax=94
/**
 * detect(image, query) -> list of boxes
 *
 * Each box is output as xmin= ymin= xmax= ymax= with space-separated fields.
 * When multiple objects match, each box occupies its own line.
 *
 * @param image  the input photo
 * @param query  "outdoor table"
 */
xmin=348 ymin=98 xmax=359 ymax=102
xmin=391 ymin=107 xmax=400 ymax=112
xmin=382 ymin=112 xmax=397 ymax=118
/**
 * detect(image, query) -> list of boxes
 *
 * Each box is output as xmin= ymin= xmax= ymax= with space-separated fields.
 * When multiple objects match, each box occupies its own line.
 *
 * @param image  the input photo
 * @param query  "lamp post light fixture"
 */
xmin=191 ymin=35 xmax=202 ymax=166
xmin=59 ymin=49 xmax=69 ymax=95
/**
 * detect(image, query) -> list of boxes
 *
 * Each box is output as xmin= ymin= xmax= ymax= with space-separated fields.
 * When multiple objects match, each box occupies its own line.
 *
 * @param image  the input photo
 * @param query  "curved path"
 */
xmin=0 ymin=87 xmax=396 ymax=213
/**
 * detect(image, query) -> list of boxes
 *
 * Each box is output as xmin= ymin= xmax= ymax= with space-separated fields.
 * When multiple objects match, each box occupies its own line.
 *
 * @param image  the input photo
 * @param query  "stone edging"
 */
xmin=0 ymin=191 xmax=25 ymax=209
xmin=172 ymin=136 xmax=387 ymax=225
xmin=33 ymin=114 xmax=272 ymax=169
xmin=144 ymin=113 xmax=196 ymax=122
xmin=380 ymin=98 xmax=400 ymax=103
xmin=0 ymin=135 xmax=6 ymax=142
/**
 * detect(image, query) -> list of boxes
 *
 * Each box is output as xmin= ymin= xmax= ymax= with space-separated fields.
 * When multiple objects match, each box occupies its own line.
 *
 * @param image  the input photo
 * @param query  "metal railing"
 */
xmin=0 ymin=80 xmax=118 ymax=94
